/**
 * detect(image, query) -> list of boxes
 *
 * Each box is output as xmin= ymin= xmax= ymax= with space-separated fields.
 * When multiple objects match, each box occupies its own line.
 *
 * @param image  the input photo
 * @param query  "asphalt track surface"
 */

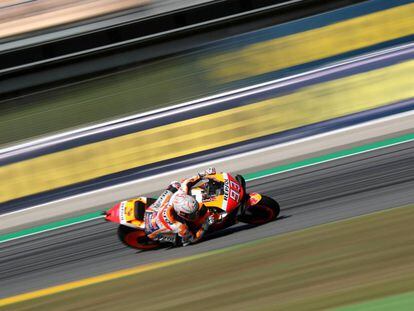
xmin=1 ymin=141 xmax=413 ymax=299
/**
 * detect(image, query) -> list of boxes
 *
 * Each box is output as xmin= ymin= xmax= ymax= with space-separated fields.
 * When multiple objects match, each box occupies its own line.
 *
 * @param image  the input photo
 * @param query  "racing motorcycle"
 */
xmin=104 ymin=172 xmax=279 ymax=250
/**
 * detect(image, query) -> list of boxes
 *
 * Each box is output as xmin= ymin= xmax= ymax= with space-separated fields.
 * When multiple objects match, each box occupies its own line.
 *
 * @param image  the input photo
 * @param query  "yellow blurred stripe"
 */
xmin=1 ymin=60 xmax=414 ymax=203
xmin=0 ymin=250 xmax=219 ymax=307
xmin=201 ymin=3 xmax=414 ymax=83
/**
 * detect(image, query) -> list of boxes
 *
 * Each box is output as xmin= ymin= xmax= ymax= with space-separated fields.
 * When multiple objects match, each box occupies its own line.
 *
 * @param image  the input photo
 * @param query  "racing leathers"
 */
xmin=144 ymin=168 xmax=217 ymax=246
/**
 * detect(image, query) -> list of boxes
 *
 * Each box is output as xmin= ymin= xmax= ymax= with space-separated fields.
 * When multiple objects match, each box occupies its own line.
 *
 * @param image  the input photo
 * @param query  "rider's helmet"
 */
xmin=172 ymin=192 xmax=200 ymax=221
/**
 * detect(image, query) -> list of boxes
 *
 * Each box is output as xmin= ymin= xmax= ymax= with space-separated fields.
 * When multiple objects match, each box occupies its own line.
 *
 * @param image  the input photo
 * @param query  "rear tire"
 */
xmin=239 ymin=195 xmax=280 ymax=225
xmin=117 ymin=225 xmax=160 ymax=250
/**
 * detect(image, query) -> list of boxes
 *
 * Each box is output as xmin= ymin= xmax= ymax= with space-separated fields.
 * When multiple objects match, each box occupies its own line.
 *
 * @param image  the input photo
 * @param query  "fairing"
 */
xmin=197 ymin=173 xmax=244 ymax=213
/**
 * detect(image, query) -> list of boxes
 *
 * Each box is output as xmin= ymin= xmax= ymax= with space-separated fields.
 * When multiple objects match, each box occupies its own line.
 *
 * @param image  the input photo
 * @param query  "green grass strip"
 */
xmin=335 ymin=291 xmax=414 ymax=311
xmin=0 ymin=211 xmax=103 ymax=243
xmin=1 ymin=132 xmax=413 ymax=243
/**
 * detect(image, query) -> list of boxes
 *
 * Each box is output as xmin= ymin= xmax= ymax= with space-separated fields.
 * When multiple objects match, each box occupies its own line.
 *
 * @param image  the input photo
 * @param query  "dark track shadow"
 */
xmin=203 ymin=223 xmax=257 ymax=241
xmin=136 ymin=214 xmax=292 ymax=252
xmin=277 ymin=215 xmax=291 ymax=220
xmin=135 ymin=225 xmax=256 ymax=252
xmin=203 ymin=214 xmax=292 ymax=242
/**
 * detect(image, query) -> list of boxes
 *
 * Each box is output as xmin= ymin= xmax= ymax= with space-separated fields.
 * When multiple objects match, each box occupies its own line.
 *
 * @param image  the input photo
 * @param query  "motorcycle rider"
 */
xmin=144 ymin=168 xmax=218 ymax=246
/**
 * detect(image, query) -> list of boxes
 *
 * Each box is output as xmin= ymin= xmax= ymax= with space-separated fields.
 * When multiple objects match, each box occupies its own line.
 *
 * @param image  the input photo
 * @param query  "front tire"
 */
xmin=239 ymin=195 xmax=280 ymax=225
xmin=117 ymin=225 xmax=160 ymax=250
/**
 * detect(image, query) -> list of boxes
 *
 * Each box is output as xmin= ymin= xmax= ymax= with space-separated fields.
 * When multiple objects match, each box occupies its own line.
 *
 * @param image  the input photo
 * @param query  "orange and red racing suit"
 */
xmin=144 ymin=168 xmax=217 ymax=245
xmin=144 ymin=189 xmax=206 ymax=245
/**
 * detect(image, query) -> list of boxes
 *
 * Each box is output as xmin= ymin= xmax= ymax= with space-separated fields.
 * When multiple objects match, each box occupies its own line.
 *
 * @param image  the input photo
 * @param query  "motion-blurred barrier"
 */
xmin=0 ymin=0 xmax=321 ymax=81
xmin=201 ymin=1 xmax=414 ymax=84
xmin=0 ymin=0 xmax=150 ymax=39
xmin=1 ymin=59 xmax=413 ymax=203
xmin=1 ymin=0 xmax=413 ymax=146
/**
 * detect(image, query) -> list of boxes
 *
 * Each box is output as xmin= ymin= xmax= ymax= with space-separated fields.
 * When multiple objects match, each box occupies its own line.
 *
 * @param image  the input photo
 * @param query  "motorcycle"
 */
xmin=104 ymin=172 xmax=280 ymax=250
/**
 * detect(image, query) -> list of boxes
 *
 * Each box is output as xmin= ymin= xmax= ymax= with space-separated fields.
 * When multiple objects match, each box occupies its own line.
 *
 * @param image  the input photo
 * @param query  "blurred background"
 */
xmin=2 ymin=0 xmax=400 ymax=146
xmin=0 ymin=0 xmax=413 ymax=310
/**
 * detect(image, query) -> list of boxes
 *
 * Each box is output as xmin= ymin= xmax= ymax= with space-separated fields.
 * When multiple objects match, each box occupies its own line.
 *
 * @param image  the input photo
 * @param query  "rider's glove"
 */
xmin=198 ymin=167 xmax=216 ymax=177
xmin=167 ymin=181 xmax=181 ymax=193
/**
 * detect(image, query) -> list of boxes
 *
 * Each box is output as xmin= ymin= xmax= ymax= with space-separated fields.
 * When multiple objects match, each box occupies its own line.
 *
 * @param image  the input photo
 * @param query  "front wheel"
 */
xmin=117 ymin=225 xmax=160 ymax=250
xmin=239 ymin=195 xmax=280 ymax=225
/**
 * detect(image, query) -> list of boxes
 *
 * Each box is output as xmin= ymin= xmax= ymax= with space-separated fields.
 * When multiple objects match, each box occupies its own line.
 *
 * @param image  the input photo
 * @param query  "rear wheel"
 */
xmin=117 ymin=225 xmax=160 ymax=250
xmin=239 ymin=195 xmax=280 ymax=225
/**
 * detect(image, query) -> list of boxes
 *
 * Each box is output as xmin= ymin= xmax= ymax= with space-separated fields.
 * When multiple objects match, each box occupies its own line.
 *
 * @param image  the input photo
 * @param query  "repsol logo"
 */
xmin=223 ymin=179 xmax=229 ymax=201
